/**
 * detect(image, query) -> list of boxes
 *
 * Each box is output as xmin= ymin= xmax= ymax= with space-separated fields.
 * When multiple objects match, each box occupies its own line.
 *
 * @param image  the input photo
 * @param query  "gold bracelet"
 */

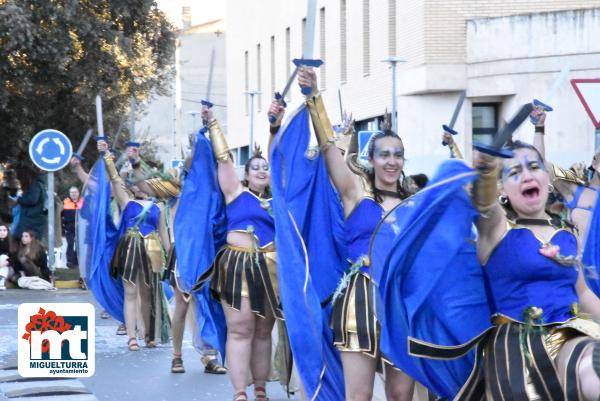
xmin=306 ymin=94 xmax=336 ymax=147
xmin=472 ymin=166 xmax=499 ymax=212
xmin=207 ymin=119 xmax=231 ymax=162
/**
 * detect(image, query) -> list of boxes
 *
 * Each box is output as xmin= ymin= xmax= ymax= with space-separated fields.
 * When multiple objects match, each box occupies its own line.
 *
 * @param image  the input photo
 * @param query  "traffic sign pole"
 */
xmin=28 ymin=129 xmax=73 ymax=275
xmin=47 ymin=172 xmax=55 ymax=273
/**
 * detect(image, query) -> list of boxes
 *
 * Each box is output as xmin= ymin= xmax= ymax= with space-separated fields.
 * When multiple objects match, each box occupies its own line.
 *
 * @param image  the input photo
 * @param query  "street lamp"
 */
xmin=244 ymin=90 xmax=262 ymax=160
xmin=381 ymin=56 xmax=406 ymax=134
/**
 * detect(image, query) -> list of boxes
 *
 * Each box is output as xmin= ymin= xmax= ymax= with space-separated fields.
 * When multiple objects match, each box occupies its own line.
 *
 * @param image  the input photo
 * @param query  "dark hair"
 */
xmin=241 ymin=156 xmax=271 ymax=197
xmin=409 ymin=174 xmax=429 ymax=190
xmin=18 ymin=230 xmax=44 ymax=260
xmin=0 ymin=222 xmax=17 ymax=255
xmin=366 ymin=130 xmax=408 ymax=203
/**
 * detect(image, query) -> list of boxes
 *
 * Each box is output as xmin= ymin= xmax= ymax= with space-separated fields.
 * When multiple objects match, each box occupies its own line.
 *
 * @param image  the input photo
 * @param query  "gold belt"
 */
xmin=226 ymin=243 xmax=276 ymax=253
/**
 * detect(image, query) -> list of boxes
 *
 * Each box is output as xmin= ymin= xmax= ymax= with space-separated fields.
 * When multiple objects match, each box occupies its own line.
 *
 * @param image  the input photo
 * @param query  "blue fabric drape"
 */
xmin=77 ymin=159 xmax=124 ymax=322
xmin=371 ymin=160 xmax=491 ymax=399
xmin=175 ymin=132 xmax=227 ymax=359
xmin=582 ymin=188 xmax=600 ymax=297
xmin=271 ymin=105 xmax=345 ymax=401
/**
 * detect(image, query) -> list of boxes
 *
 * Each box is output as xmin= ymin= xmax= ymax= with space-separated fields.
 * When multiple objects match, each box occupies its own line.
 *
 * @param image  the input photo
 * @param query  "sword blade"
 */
xmin=112 ymin=119 xmax=126 ymax=148
xmin=302 ymin=0 xmax=318 ymax=59
xmin=206 ymin=47 xmax=216 ymax=101
xmin=491 ymin=103 xmax=535 ymax=150
xmin=545 ymin=62 xmax=571 ymax=105
xmin=280 ymin=67 xmax=299 ymax=99
xmin=95 ymin=95 xmax=104 ymax=138
xmin=448 ymin=90 xmax=466 ymax=129
xmin=130 ymin=97 xmax=136 ymax=142
xmin=338 ymin=88 xmax=344 ymax=122
xmin=76 ymin=128 xmax=94 ymax=155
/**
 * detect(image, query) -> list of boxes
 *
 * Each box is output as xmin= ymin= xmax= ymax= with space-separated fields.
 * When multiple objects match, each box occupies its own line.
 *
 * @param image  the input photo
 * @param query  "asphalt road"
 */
xmin=0 ymin=288 xmax=295 ymax=401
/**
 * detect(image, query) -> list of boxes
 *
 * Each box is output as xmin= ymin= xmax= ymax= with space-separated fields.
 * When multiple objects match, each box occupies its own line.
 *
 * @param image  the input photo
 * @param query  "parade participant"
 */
xmin=126 ymin=146 xmax=226 ymax=375
xmin=461 ymin=142 xmax=600 ymax=400
xmin=531 ymin=107 xmax=599 ymax=236
xmin=97 ymin=140 xmax=170 ymax=351
xmin=531 ymin=107 xmax=600 ymax=297
xmin=298 ymin=68 xmax=415 ymax=401
xmin=197 ymin=106 xmax=281 ymax=401
xmin=62 ymin=186 xmax=83 ymax=269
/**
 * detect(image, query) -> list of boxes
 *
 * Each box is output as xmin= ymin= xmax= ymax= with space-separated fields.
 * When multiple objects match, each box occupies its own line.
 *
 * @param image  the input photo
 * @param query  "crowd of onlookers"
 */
xmin=0 ymin=163 xmax=82 ymax=290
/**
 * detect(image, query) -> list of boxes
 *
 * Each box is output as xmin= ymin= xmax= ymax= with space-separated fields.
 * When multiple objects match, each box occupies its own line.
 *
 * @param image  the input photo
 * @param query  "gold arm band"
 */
xmin=472 ymin=166 xmax=499 ymax=212
xmin=103 ymin=153 xmax=120 ymax=181
xmin=207 ymin=119 xmax=231 ymax=162
xmin=144 ymin=178 xmax=181 ymax=199
xmin=306 ymin=94 xmax=336 ymax=149
xmin=551 ymin=164 xmax=588 ymax=186
xmin=450 ymin=142 xmax=464 ymax=160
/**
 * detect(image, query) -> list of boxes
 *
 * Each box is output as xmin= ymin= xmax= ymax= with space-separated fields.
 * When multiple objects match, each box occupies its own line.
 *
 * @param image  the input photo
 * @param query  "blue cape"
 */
xmin=270 ymin=105 xmax=345 ymax=401
xmin=77 ymin=159 xmax=125 ymax=323
xmin=371 ymin=160 xmax=491 ymax=399
xmin=582 ymin=188 xmax=600 ymax=297
xmin=174 ymin=132 xmax=227 ymax=359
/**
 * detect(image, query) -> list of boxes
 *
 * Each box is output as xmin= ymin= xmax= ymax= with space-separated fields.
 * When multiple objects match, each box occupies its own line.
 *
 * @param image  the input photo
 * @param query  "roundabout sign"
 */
xmin=29 ymin=129 xmax=73 ymax=172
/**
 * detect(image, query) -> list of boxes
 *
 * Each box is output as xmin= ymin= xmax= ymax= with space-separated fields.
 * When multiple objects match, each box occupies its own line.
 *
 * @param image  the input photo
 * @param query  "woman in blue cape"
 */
xmin=464 ymin=140 xmax=600 ymax=400
xmin=298 ymin=68 xmax=415 ymax=401
xmin=530 ymin=107 xmax=600 ymax=297
xmin=97 ymin=140 xmax=170 ymax=352
xmin=196 ymin=107 xmax=283 ymax=401
xmin=127 ymin=146 xmax=226 ymax=375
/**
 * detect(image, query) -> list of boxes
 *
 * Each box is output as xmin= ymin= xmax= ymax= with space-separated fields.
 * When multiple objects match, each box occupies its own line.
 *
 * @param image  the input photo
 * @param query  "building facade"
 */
xmin=225 ymin=0 xmax=600 ymax=175
xmin=137 ymin=17 xmax=226 ymax=167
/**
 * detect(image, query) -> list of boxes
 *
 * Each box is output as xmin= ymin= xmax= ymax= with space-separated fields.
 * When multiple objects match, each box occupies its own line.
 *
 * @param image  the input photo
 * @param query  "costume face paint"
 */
xmin=502 ymin=155 xmax=545 ymax=183
xmin=374 ymin=147 xmax=404 ymax=161
xmin=249 ymin=161 xmax=269 ymax=172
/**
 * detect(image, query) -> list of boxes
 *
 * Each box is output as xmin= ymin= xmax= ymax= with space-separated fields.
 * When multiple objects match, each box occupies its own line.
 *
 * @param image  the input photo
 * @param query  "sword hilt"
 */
xmin=127 ymin=141 xmax=141 ymax=148
xmin=201 ymin=100 xmax=214 ymax=109
xmin=293 ymin=58 xmax=324 ymax=96
xmin=530 ymin=99 xmax=553 ymax=125
xmin=472 ymin=143 xmax=514 ymax=158
xmin=72 ymin=153 xmax=84 ymax=161
xmin=441 ymin=124 xmax=458 ymax=146
xmin=269 ymin=92 xmax=287 ymax=124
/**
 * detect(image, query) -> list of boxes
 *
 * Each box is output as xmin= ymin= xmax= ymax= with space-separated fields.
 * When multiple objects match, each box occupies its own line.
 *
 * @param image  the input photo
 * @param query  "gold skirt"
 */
xmin=330 ymin=272 xmax=379 ymax=358
xmin=207 ymin=244 xmax=283 ymax=320
xmin=111 ymin=229 xmax=164 ymax=286
xmin=452 ymin=316 xmax=600 ymax=401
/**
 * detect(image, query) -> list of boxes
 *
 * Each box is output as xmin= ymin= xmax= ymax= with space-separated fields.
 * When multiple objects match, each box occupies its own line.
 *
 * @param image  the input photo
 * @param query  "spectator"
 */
xmin=61 ymin=186 xmax=83 ymax=268
xmin=14 ymin=230 xmax=51 ymax=283
xmin=0 ymin=254 xmax=15 ymax=290
xmin=405 ymin=173 xmax=429 ymax=195
xmin=14 ymin=167 xmax=47 ymax=242
xmin=0 ymin=165 xmax=20 ymax=223
xmin=0 ymin=222 xmax=17 ymax=257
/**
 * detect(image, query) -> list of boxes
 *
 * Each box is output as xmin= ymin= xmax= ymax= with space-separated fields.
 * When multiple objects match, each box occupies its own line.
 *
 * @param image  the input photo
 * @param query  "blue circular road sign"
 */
xmin=29 ymin=129 xmax=73 ymax=172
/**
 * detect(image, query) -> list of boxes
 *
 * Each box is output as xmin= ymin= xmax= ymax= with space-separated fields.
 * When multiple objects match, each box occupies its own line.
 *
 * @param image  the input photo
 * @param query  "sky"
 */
xmin=156 ymin=0 xmax=226 ymax=28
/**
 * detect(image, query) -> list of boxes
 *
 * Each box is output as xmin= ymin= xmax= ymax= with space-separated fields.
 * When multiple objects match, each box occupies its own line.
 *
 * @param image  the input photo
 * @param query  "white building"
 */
xmin=137 ymin=14 xmax=226 ymax=167
xmin=225 ymin=0 xmax=600 ymax=176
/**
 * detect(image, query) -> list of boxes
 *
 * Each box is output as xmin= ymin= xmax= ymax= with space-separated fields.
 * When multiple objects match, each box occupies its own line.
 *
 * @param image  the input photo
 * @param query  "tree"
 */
xmin=0 ymin=0 xmax=176 ymax=170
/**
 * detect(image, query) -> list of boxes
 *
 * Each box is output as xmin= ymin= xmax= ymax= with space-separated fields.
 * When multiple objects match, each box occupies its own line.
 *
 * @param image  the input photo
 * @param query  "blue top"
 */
xmin=346 ymin=197 xmax=385 ymax=273
xmin=483 ymin=226 xmax=579 ymax=324
xmin=226 ymin=191 xmax=275 ymax=247
xmin=121 ymin=201 xmax=160 ymax=237
xmin=564 ymin=185 xmax=594 ymax=212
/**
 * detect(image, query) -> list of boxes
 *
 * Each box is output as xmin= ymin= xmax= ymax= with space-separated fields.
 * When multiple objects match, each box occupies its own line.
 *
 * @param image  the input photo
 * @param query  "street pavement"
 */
xmin=0 ymin=288 xmax=295 ymax=401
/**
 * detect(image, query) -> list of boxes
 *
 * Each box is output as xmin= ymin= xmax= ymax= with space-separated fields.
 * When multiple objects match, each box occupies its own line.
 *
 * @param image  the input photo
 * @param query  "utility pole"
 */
xmin=381 ymin=57 xmax=406 ymax=133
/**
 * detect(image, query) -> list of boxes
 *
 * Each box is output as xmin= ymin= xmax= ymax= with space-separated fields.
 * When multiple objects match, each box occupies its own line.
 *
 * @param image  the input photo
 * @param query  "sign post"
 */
xmin=29 ymin=129 xmax=73 ymax=273
xmin=571 ymin=79 xmax=600 ymax=152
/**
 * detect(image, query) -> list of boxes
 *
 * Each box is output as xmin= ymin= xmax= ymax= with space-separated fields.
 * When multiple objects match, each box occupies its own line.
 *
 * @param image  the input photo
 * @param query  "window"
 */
xmin=472 ymin=103 xmax=499 ymax=145
xmin=256 ymin=43 xmax=262 ymax=111
xmin=388 ymin=0 xmax=396 ymax=56
xmin=235 ymin=146 xmax=250 ymax=167
xmin=285 ymin=27 xmax=291 ymax=102
xmin=363 ymin=0 xmax=370 ymax=75
xmin=244 ymin=50 xmax=249 ymax=115
xmin=340 ymin=0 xmax=347 ymax=82
xmin=320 ymin=7 xmax=326 ymax=89
xmin=270 ymin=36 xmax=276 ymax=96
